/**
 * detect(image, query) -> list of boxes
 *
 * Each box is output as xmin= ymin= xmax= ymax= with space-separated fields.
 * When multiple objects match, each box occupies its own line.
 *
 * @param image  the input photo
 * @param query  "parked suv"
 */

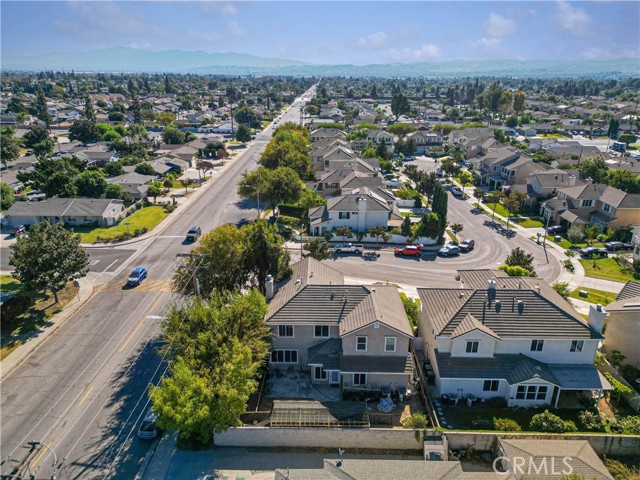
xmin=458 ymin=239 xmax=475 ymax=252
xmin=334 ymin=243 xmax=363 ymax=254
xmin=186 ymin=226 xmax=202 ymax=242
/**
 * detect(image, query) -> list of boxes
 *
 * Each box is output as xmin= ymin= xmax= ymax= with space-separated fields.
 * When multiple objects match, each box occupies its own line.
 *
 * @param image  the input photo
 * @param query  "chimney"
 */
xmin=487 ymin=279 xmax=497 ymax=302
xmin=495 ymin=300 xmax=502 ymax=313
xmin=265 ymin=275 xmax=275 ymax=301
xmin=517 ymin=300 xmax=524 ymax=314
xmin=587 ymin=304 xmax=606 ymax=334
xmin=295 ymin=277 xmax=302 ymax=289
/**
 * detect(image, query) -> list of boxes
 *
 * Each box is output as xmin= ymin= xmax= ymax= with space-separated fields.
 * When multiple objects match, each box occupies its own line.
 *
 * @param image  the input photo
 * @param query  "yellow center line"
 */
xmin=118 ymin=293 xmax=167 ymax=353
xmin=31 ymin=442 xmax=50 ymax=469
xmin=79 ymin=386 xmax=94 ymax=406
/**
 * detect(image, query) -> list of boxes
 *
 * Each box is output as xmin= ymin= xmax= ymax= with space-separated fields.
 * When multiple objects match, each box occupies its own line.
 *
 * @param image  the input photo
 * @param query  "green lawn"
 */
xmin=484 ymin=202 xmax=509 ymax=217
xmin=72 ymin=206 xmax=168 ymax=243
xmin=1 ymin=275 xmax=23 ymax=294
xmin=579 ymin=257 xmax=638 ymax=283
xmin=569 ymin=287 xmax=615 ymax=306
xmin=513 ymin=218 xmax=544 ymax=228
xmin=544 ymin=235 xmax=604 ymax=250
xmin=453 ymin=177 xmax=474 ymax=187
xmin=538 ymin=133 xmax=570 ymax=139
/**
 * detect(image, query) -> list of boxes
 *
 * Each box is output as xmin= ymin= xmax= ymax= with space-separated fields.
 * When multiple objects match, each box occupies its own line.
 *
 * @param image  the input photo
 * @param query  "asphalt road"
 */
xmin=1 ymin=247 xmax=136 ymax=273
xmin=0 ymin=91 xmax=314 ymax=480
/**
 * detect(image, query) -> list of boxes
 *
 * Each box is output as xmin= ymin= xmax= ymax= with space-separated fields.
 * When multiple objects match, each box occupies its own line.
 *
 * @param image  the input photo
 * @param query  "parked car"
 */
xmin=579 ymin=247 xmax=608 ymax=258
xmin=451 ymin=186 xmax=464 ymax=197
xmin=386 ymin=180 xmax=404 ymax=188
xmin=10 ymin=224 xmax=29 ymax=236
xmin=334 ymin=243 xmax=363 ymax=254
xmin=383 ymin=173 xmax=398 ymax=180
xmin=438 ymin=245 xmax=461 ymax=257
xmin=458 ymin=239 xmax=475 ymax=252
xmin=605 ymin=241 xmax=633 ymax=251
xmin=137 ymin=410 xmax=160 ymax=440
xmin=546 ymin=225 xmax=566 ymax=234
xmin=404 ymin=156 xmax=414 ymax=161
xmin=394 ymin=245 xmax=421 ymax=257
xmin=127 ymin=267 xmax=148 ymax=286
xmin=185 ymin=225 xmax=202 ymax=242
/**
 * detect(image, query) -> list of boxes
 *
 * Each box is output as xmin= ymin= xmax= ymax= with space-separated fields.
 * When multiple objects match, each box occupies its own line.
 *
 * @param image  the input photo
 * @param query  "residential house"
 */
xmin=417 ymin=269 xmax=611 ymax=408
xmin=406 ymin=130 xmax=443 ymax=154
xmin=266 ymin=258 xmax=414 ymax=391
xmin=366 ymin=129 xmax=394 ymax=145
xmin=602 ymin=281 xmax=640 ymax=369
xmin=311 ymin=142 xmax=359 ymax=171
xmin=308 ymin=186 xmax=402 ymax=235
xmin=310 ymin=127 xmax=347 ymax=143
xmin=106 ymin=172 xmax=155 ymax=200
xmin=525 ymin=169 xmax=585 ymax=205
xmin=471 ymin=147 xmax=541 ymax=188
xmin=449 ymin=128 xmax=493 ymax=146
xmin=3 ymin=198 xmax=124 ymax=227
xmin=309 ymin=167 xmax=384 ymax=197
xmin=517 ymin=124 xmax=554 ymax=136
xmin=541 ymin=184 xmax=640 ymax=232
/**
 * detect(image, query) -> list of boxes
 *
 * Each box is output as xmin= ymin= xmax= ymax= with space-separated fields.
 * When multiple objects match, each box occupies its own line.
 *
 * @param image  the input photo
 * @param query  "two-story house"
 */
xmin=541 ymin=184 xmax=640 ymax=232
xmin=472 ymin=147 xmax=542 ymax=189
xmin=266 ymin=258 xmax=414 ymax=391
xmin=602 ymin=281 xmax=640 ymax=369
xmin=308 ymin=186 xmax=402 ymax=235
xmin=310 ymin=127 xmax=347 ymax=143
xmin=309 ymin=168 xmax=384 ymax=198
xmin=417 ymin=270 xmax=610 ymax=408
xmin=311 ymin=142 xmax=359 ymax=171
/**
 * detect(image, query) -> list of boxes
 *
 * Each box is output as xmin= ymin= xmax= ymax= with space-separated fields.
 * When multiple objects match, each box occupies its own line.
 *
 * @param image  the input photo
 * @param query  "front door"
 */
xmin=329 ymin=370 xmax=340 ymax=386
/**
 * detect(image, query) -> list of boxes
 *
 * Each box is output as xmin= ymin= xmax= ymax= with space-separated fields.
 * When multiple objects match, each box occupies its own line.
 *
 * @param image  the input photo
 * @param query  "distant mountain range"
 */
xmin=3 ymin=48 xmax=638 ymax=78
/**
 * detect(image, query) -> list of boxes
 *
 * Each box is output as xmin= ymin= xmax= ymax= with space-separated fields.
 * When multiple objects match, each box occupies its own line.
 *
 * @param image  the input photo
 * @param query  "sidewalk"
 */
xmin=0 ymin=275 xmax=94 ymax=380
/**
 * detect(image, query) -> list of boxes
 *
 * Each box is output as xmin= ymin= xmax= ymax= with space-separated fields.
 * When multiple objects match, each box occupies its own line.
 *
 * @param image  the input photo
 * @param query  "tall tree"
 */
xmin=391 ymin=93 xmax=410 ymax=120
xmin=0 ymin=127 xmax=20 ymax=167
xmin=75 ymin=170 xmax=107 ymax=198
xmin=303 ymin=239 xmax=333 ymax=261
xmin=238 ymin=167 xmax=302 ymax=211
xmin=36 ymin=87 xmax=51 ymax=130
xmin=577 ymin=157 xmax=609 ymax=184
xmin=22 ymin=126 xmax=54 ymax=158
xmin=10 ymin=221 xmax=90 ymax=303
xmin=504 ymin=247 xmax=535 ymax=275
xmin=236 ymin=123 xmax=252 ymax=143
xmin=513 ymin=91 xmax=526 ymax=114
xmin=17 ymin=156 xmax=85 ymax=197
xmin=1 ymin=183 xmax=15 ymax=210
xmin=415 ymin=212 xmax=442 ymax=239
xmin=608 ymin=169 xmax=640 ymax=193
xmin=417 ymin=172 xmax=439 ymax=205
xmin=69 ymin=119 xmax=101 ymax=145
xmin=244 ymin=220 xmax=291 ymax=290
xmin=83 ymin=96 xmax=96 ymax=123
xmin=486 ymin=189 xmax=503 ymax=222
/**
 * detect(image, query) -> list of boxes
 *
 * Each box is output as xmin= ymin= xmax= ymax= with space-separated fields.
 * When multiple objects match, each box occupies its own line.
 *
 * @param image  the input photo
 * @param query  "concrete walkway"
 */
xmin=0 ymin=275 xmax=94 ymax=380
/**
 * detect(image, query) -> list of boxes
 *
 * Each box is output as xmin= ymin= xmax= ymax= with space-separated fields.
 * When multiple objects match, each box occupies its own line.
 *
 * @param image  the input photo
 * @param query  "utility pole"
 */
xmin=176 ymin=253 xmax=207 ymax=297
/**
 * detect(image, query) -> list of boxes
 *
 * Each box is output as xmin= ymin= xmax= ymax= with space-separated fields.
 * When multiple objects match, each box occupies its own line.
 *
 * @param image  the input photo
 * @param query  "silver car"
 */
xmin=137 ymin=410 xmax=160 ymax=440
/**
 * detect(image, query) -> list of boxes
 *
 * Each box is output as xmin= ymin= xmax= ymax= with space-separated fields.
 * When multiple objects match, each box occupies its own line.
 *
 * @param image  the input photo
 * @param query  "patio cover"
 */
xmin=548 ymin=364 xmax=612 ymax=391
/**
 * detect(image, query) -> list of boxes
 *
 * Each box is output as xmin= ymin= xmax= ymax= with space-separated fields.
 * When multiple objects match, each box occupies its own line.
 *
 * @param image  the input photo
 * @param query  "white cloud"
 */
xmin=381 ymin=44 xmax=441 ymax=62
xmin=356 ymin=31 xmax=387 ymax=50
xmin=471 ymin=37 xmax=502 ymax=52
xmin=187 ymin=29 xmax=224 ymax=43
xmin=556 ymin=0 xmax=591 ymax=36
xmin=228 ymin=20 xmax=247 ymax=37
xmin=483 ymin=13 xmax=517 ymax=37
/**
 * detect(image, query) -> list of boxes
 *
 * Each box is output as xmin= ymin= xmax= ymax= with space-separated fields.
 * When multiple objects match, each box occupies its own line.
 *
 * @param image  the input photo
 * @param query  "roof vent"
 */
xmin=330 ymin=293 xmax=335 ymax=300
xmin=536 ymin=285 xmax=541 ymax=294
xmin=517 ymin=300 xmax=524 ymax=314
xmin=459 ymin=292 xmax=465 ymax=299
xmin=495 ymin=300 xmax=502 ymax=313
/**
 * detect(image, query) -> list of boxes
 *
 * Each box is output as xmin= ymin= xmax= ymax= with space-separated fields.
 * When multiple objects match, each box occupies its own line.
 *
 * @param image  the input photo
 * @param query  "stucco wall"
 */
xmin=602 ymin=311 xmax=640 ymax=369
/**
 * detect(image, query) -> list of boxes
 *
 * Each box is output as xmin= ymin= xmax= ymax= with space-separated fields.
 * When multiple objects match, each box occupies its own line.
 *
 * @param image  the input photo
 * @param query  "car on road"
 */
xmin=127 ymin=267 xmax=148 ymax=286
xmin=579 ymin=247 xmax=608 ymax=258
xmin=137 ymin=410 xmax=160 ymax=440
xmin=334 ymin=243 xmax=363 ymax=254
xmin=451 ymin=186 xmax=464 ymax=197
xmin=10 ymin=224 xmax=29 ymax=236
xmin=395 ymin=245 xmax=421 ymax=257
xmin=438 ymin=245 xmax=461 ymax=257
xmin=458 ymin=239 xmax=475 ymax=252
xmin=185 ymin=225 xmax=202 ymax=242
xmin=605 ymin=241 xmax=633 ymax=251
xmin=546 ymin=225 xmax=566 ymax=234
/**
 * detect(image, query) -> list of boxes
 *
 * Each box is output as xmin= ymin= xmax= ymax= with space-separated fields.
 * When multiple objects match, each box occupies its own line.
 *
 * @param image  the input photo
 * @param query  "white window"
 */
xmin=516 ymin=385 xmax=548 ymax=401
xmin=580 ymin=199 xmax=594 ymax=207
xmin=271 ymin=350 xmax=298 ymax=364
xmin=353 ymin=373 xmax=367 ymax=386
xmin=313 ymin=366 xmax=327 ymax=380
xmin=530 ymin=339 xmax=544 ymax=352
xmin=602 ymin=203 xmax=612 ymax=213
xmin=278 ymin=325 xmax=294 ymax=338
xmin=466 ymin=340 xmax=479 ymax=353
xmin=339 ymin=212 xmax=351 ymax=219
xmin=384 ymin=337 xmax=397 ymax=352
xmin=314 ymin=325 xmax=329 ymax=338
xmin=483 ymin=380 xmax=499 ymax=391
xmin=356 ymin=336 xmax=367 ymax=352
xmin=570 ymin=340 xmax=584 ymax=352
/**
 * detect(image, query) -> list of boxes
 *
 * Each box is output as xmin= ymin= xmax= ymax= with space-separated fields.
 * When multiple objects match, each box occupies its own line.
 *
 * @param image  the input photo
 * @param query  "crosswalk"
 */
xmin=101 ymin=279 xmax=173 ymax=293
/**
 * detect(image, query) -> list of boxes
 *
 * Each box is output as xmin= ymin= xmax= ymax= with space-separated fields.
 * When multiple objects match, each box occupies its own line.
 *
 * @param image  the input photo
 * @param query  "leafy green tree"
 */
xmin=155 ymin=112 xmax=175 ymax=126
xmin=259 ymin=137 xmax=313 ymax=180
xmin=36 ymin=87 xmax=51 ymax=129
xmin=552 ymin=282 xmax=571 ymax=300
xmin=135 ymin=162 xmax=156 ymax=176
xmin=391 ymin=93 xmax=410 ymax=120
xmin=608 ymin=169 xmax=640 ymax=193
xmin=368 ymin=225 xmax=389 ymax=244
xmin=415 ymin=212 xmax=442 ymax=239
xmin=505 ymin=115 xmax=519 ymax=128
xmin=585 ymin=225 xmax=599 ymax=245
xmin=334 ymin=226 xmax=354 ymax=239
xmin=75 ymin=170 xmax=107 ymax=198
xmin=0 ymin=127 xmax=20 ymax=167
xmin=108 ymin=111 xmax=127 ymax=122
xmin=9 ymin=221 xmax=89 ymax=303
xmin=147 ymin=184 xmax=162 ymax=203
xmin=505 ymin=247 xmax=535 ymax=274
xmin=162 ymin=124 xmax=187 ymax=144
xmin=513 ymin=91 xmax=526 ymax=114
xmin=607 ymin=118 xmax=620 ymax=138
xmin=238 ymin=167 xmax=302 ymax=212
xmin=503 ymin=192 xmax=525 ymax=230
xmin=617 ymin=133 xmax=637 ymax=145
xmin=376 ymin=138 xmax=389 ymax=160
xmin=1 ymin=183 xmax=15 ymax=210
xmin=102 ymin=161 xmax=125 ymax=177
xmin=234 ymin=106 xmax=261 ymax=128
xmin=236 ymin=123 xmax=252 ymax=143
xmin=577 ymin=157 xmax=608 ymax=184
xmin=84 ymin=97 xmax=96 ymax=123
xmin=431 ymin=183 xmax=448 ymax=223
xmin=303 ymin=238 xmax=333 ymax=261
xmin=104 ymin=183 xmax=125 ymax=200
xmin=386 ymin=123 xmax=416 ymax=137
xmin=23 ymin=126 xmax=54 ymax=157
xmin=417 ymin=172 xmax=438 ymax=204
xmin=458 ymin=171 xmax=473 ymax=197
xmin=567 ymin=226 xmax=584 ymax=245
xmin=17 ymin=156 xmax=85 ymax=197
xmin=473 ymin=187 xmax=486 ymax=204
xmin=401 ymin=216 xmax=413 ymax=237
xmin=486 ymin=190 xmax=503 ymax=222
xmin=244 ymin=220 xmax=291 ymax=288
xmin=69 ymin=119 xmax=102 ymax=145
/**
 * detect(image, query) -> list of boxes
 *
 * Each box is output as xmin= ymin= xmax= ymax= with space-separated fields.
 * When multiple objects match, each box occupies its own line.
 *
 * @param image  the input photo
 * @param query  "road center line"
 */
xmin=103 ymin=259 xmax=119 ymax=272
xmin=118 ymin=294 xmax=166 ymax=353
xmin=30 ymin=442 xmax=50 ymax=469
xmin=78 ymin=386 xmax=94 ymax=406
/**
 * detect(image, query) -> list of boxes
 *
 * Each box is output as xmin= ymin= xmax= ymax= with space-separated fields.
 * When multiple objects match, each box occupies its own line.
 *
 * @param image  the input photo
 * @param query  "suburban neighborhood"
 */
xmin=1 ymin=2 xmax=639 ymax=480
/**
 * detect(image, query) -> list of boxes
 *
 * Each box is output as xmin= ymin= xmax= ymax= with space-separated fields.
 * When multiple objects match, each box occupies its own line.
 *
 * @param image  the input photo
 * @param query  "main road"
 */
xmin=0 ymin=89 xmax=314 ymax=480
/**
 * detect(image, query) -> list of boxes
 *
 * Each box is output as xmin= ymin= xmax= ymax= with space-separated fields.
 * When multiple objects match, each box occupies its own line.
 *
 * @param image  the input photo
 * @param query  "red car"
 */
xmin=395 ymin=245 xmax=421 ymax=256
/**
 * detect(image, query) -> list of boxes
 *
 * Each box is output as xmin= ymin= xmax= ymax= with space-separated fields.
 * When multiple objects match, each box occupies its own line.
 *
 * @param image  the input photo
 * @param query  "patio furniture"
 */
xmin=466 ymin=394 xmax=476 ymax=407
xmin=377 ymin=397 xmax=395 ymax=413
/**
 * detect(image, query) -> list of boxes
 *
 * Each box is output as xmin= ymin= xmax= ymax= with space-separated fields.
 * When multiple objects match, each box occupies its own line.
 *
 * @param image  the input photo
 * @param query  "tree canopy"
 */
xmin=69 ymin=119 xmax=102 ymax=145
xmin=0 ymin=127 xmax=20 ymax=167
xmin=238 ymin=166 xmax=303 ymax=210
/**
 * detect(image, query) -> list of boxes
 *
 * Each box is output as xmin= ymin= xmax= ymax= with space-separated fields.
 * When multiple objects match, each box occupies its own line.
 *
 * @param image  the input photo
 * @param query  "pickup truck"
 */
xmin=334 ymin=243 xmax=364 ymax=254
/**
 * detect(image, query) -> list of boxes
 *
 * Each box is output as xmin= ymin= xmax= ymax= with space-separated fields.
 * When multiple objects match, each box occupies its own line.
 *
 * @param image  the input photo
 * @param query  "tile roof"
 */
xmin=607 ymin=280 xmax=640 ymax=311
xmin=451 ymin=313 xmax=501 ymax=340
xmin=498 ymin=439 xmax=613 ymax=480
xmin=339 ymin=286 xmax=413 ymax=337
xmin=616 ymin=280 xmax=640 ymax=300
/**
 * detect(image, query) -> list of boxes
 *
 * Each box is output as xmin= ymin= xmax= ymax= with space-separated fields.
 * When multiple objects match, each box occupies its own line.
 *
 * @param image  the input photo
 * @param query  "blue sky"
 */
xmin=2 ymin=1 xmax=639 ymax=64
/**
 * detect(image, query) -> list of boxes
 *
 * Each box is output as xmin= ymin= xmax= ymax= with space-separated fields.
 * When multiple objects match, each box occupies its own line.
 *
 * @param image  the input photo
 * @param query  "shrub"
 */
xmin=493 ymin=418 xmax=521 ymax=431
xmin=163 ymin=179 xmax=174 ymax=188
xmin=164 ymin=204 xmax=176 ymax=213
xmin=390 ymin=227 xmax=402 ymax=235
xmin=563 ymin=420 xmax=578 ymax=433
xmin=486 ymin=397 xmax=507 ymax=408
xmin=498 ymin=264 xmax=531 ymax=277
xmin=618 ymin=415 xmax=640 ymax=435
xmin=604 ymin=372 xmax=633 ymax=405
xmin=529 ymin=410 xmax=566 ymax=433
xmin=564 ymin=249 xmax=575 ymax=257
xmin=578 ymin=410 xmax=603 ymax=431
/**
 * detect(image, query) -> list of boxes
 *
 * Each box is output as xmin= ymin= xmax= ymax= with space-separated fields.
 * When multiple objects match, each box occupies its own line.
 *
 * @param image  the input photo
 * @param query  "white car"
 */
xmin=451 ymin=186 xmax=464 ymax=197
xmin=386 ymin=180 xmax=404 ymax=188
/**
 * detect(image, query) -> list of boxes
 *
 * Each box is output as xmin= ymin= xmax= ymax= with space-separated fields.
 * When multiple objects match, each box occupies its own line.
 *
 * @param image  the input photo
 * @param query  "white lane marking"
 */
xmin=103 ymin=259 xmax=119 ymax=272
xmin=90 ymin=260 xmax=100 ymax=266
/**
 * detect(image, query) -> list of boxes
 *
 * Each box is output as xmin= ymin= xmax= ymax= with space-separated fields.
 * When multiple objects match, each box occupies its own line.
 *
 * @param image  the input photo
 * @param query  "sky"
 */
xmin=2 ymin=1 xmax=639 ymax=65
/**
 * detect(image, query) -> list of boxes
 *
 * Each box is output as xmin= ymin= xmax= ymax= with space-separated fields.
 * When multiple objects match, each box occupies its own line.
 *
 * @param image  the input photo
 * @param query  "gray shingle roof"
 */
xmin=4 ymin=198 xmax=123 ymax=217
xmin=339 ymin=286 xmax=413 ymax=337
xmin=340 ymin=354 xmax=412 ymax=374
xmin=308 ymin=338 xmax=342 ymax=370
xmin=616 ymin=280 xmax=640 ymax=301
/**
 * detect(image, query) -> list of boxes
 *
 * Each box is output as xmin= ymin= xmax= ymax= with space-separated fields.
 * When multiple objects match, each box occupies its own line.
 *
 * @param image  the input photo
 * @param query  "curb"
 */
xmin=0 ymin=276 xmax=94 ymax=381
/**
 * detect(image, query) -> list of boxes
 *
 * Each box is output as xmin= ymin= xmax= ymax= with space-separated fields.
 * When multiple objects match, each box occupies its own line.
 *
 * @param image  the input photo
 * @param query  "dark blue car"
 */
xmin=127 ymin=267 xmax=148 ymax=286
